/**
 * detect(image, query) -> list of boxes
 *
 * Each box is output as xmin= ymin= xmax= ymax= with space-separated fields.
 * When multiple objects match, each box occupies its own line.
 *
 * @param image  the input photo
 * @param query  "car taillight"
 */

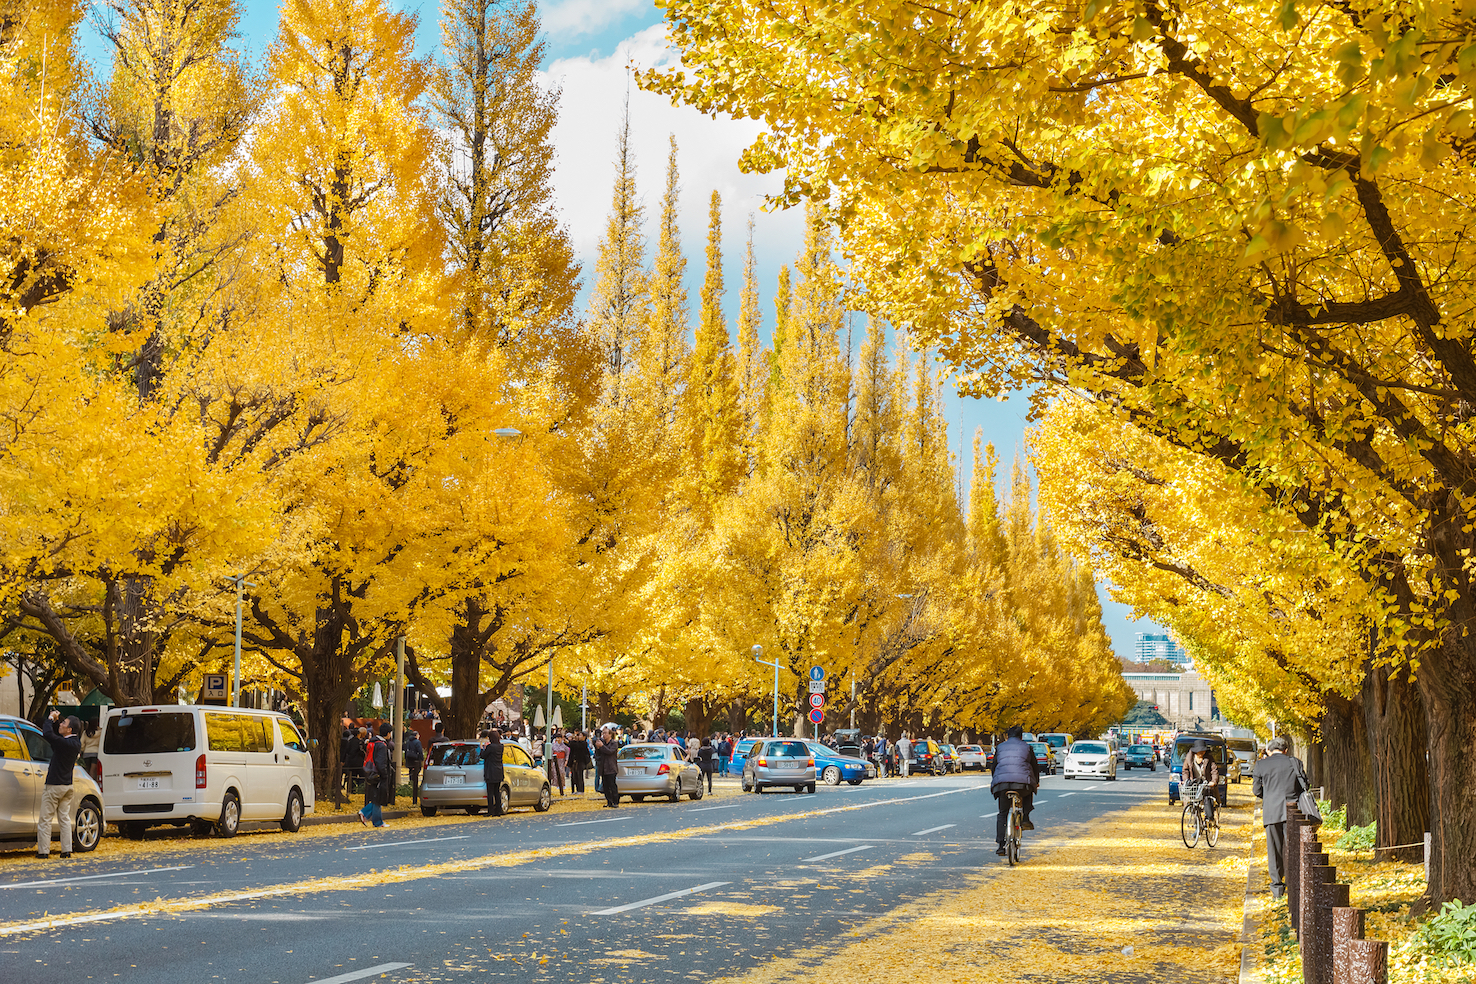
xmin=807 ymin=758 xmax=815 ymax=767
xmin=657 ymin=763 xmax=670 ymax=775
xmin=195 ymin=754 xmax=207 ymax=788
xmin=757 ymin=758 xmax=767 ymax=767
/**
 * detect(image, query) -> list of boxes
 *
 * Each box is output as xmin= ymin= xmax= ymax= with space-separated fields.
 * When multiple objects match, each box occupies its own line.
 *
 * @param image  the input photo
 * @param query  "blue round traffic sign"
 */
xmin=808 ymin=708 xmax=824 ymax=724
xmin=809 ymin=665 xmax=825 ymax=682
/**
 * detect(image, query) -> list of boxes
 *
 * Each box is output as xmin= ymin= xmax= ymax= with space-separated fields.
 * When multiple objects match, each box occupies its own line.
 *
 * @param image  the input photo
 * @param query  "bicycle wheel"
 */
xmin=1205 ymin=806 xmax=1220 ymax=847
xmin=1006 ymin=805 xmax=1021 ymax=866
xmin=1181 ymin=802 xmax=1201 ymax=848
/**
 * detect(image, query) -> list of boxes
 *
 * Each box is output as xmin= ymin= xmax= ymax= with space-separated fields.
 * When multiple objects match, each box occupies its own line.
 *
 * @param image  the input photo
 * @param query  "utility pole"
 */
xmin=753 ymin=645 xmax=781 ymax=736
xmin=393 ymin=635 xmax=405 ymax=785
xmin=223 ymin=575 xmax=256 ymax=707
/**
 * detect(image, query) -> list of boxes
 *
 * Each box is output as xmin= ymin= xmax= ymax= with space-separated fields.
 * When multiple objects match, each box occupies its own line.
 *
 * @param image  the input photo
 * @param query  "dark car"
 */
xmin=1028 ymin=741 xmax=1056 ymax=775
xmin=1168 ymin=733 xmax=1229 ymax=806
xmin=909 ymin=739 xmax=945 ymax=775
xmin=1124 ymin=744 xmax=1157 ymax=771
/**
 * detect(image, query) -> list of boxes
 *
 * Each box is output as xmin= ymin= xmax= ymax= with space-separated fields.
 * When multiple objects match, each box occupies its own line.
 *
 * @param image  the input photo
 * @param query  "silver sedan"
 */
xmin=615 ymin=743 xmax=704 ymax=802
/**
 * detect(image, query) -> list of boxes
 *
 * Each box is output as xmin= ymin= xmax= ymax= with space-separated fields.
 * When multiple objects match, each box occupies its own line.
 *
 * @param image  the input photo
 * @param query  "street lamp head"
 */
xmin=492 ymin=427 xmax=524 ymax=439
xmin=751 ymin=644 xmax=763 ymax=656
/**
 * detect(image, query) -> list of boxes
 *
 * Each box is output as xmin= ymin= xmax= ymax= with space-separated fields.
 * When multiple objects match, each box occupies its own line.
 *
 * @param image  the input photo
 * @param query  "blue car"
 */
xmin=1123 ymin=744 xmax=1157 ymax=771
xmin=729 ymin=737 xmax=772 ymax=777
xmin=1168 ymin=733 xmax=1228 ymax=806
xmin=805 ymin=741 xmax=873 ymax=786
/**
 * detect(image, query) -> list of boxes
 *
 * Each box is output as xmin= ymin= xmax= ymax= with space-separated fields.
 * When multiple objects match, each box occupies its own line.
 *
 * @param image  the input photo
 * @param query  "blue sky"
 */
xmin=85 ymin=0 xmax=1167 ymax=661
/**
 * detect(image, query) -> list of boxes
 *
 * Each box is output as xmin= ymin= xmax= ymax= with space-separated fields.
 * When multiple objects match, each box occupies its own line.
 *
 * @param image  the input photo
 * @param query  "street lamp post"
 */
xmin=753 ymin=644 xmax=781 ymax=736
xmin=223 ymin=574 xmax=257 ymax=707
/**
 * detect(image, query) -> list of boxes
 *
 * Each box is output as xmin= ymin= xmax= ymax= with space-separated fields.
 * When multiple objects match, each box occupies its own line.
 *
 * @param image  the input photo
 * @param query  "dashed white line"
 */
xmin=555 ymin=817 xmax=631 ymax=827
xmin=1 ymin=865 xmax=195 ymax=890
xmin=590 ymin=881 xmax=730 ymax=915
xmin=800 ymin=845 xmax=873 ymax=863
xmin=305 ymin=962 xmax=413 ymax=984
xmin=910 ymin=824 xmax=957 ymax=836
xmin=343 ymin=836 xmax=468 ymax=852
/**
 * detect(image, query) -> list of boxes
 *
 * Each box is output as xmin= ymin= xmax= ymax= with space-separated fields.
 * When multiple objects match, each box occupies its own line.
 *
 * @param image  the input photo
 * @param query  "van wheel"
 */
xmin=216 ymin=790 xmax=241 ymax=838
xmin=121 ymin=820 xmax=147 ymax=840
xmin=280 ymin=789 xmax=305 ymax=833
xmin=534 ymin=784 xmax=552 ymax=812
xmin=421 ymin=805 xmax=439 ymax=817
xmin=73 ymin=799 xmax=103 ymax=852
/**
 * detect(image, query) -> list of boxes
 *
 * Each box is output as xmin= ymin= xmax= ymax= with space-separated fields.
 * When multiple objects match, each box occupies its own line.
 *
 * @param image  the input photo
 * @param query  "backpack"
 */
xmin=362 ymin=737 xmax=383 ymax=778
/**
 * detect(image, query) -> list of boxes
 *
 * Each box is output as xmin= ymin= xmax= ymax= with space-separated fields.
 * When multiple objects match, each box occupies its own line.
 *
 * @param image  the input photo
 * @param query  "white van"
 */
xmin=99 ymin=705 xmax=315 ymax=838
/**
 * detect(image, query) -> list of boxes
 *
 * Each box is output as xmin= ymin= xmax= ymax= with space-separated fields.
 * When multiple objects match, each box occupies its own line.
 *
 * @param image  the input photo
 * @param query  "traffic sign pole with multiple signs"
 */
xmin=809 ymin=666 xmax=825 ymax=736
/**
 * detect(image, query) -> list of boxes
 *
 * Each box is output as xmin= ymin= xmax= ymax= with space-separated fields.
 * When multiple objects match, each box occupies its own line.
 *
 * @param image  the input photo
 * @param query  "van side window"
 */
xmin=0 ymin=724 xmax=25 ymax=760
xmin=244 ymin=716 xmax=273 ymax=753
xmin=206 ymin=713 xmax=248 ymax=752
xmin=276 ymin=719 xmax=306 ymax=752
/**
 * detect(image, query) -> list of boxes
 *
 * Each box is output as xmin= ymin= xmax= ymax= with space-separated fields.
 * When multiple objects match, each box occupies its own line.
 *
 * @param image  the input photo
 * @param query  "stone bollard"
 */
xmin=1297 ymin=825 xmax=1323 ymax=939
xmin=1346 ymin=939 xmax=1388 ymax=984
xmin=1287 ymin=804 xmax=1304 ymax=924
xmin=1312 ymin=875 xmax=1347 ymax=984
xmin=1332 ymin=906 xmax=1365 ymax=984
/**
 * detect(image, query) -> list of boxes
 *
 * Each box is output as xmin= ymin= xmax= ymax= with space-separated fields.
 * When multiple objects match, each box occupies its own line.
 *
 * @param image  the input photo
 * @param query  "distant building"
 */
xmin=1120 ymin=667 xmax=1218 ymax=731
xmin=1135 ymin=632 xmax=1188 ymax=666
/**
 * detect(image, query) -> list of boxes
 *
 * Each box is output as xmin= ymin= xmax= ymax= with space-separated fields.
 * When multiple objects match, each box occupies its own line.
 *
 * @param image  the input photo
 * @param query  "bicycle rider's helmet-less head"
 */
xmin=1007 ymin=726 xmax=1024 ymax=739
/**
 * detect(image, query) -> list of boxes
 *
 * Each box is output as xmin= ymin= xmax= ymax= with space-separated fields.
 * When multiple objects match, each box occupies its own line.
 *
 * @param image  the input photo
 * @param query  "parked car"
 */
xmin=420 ymin=739 xmax=551 ymax=815
xmin=909 ymin=739 xmax=946 ymax=775
xmin=1123 ymin=744 xmax=1157 ymax=771
xmin=729 ymin=737 xmax=772 ymax=777
xmin=937 ymin=744 xmax=960 ymax=773
xmin=831 ymin=728 xmax=863 ymax=760
xmin=99 ymin=705 xmax=314 ymax=839
xmin=1062 ymin=740 xmax=1117 ymax=781
xmin=1028 ymin=741 xmax=1056 ymax=776
xmin=616 ymin=743 xmax=704 ymax=802
xmin=805 ymin=741 xmax=870 ymax=785
xmin=742 ymin=739 xmax=817 ymax=794
xmin=954 ymin=744 xmax=988 ymax=771
xmin=0 ymin=713 xmax=106 ymax=853
xmin=1226 ymin=738 xmax=1258 ymax=781
xmin=1168 ymin=733 xmax=1229 ymax=807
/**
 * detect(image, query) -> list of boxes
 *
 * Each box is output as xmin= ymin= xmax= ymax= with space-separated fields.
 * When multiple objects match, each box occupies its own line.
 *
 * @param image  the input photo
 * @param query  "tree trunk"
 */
xmin=1362 ymin=660 xmax=1429 ymax=862
xmin=1415 ymin=641 xmax=1476 ymax=903
xmin=1319 ymin=695 xmax=1375 ymax=828
xmin=727 ymin=698 xmax=747 ymax=733
xmin=684 ymin=697 xmax=712 ymax=737
xmin=448 ymin=598 xmax=485 ymax=739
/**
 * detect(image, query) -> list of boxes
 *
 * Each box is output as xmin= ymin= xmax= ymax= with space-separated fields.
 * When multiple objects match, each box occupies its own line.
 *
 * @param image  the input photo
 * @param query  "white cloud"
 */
xmin=540 ymin=0 xmax=650 ymax=39
xmin=541 ymin=24 xmax=805 ymax=320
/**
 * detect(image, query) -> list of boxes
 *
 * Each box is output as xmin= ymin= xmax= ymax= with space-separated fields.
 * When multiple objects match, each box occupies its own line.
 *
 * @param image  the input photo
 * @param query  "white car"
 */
xmin=100 ymin=705 xmax=315 ymax=838
xmin=1063 ymin=740 xmax=1118 ymax=781
xmin=954 ymin=744 xmax=988 ymax=771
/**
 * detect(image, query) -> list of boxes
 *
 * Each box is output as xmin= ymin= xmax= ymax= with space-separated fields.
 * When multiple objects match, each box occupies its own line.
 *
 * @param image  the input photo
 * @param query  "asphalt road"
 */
xmin=2 ymin=767 xmax=1177 ymax=984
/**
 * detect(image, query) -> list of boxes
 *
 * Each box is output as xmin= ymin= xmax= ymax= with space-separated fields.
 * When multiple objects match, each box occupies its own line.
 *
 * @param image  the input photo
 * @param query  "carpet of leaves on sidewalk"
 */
xmin=701 ymin=794 xmax=1247 ymax=984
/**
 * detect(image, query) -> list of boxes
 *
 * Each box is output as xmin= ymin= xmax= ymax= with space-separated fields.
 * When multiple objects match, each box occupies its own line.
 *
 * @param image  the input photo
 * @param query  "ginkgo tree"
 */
xmin=649 ymin=0 xmax=1476 ymax=904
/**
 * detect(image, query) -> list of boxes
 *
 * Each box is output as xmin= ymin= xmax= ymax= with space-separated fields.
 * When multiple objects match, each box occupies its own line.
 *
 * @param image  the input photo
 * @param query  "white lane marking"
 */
xmin=1055 ymin=791 xmax=1080 ymax=798
xmin=343 ymin=836 xmax=468 ymax=852
xmin=800 ymin=845 xmax=873 ymax=863
xmin=2 ymin=865 xmax=195 ymax=890
xmin=556 ymin=817 xmax=631 ymax=827
xmin=591 ymin=881 xmax=730 ymax=915
xmin=306 ymin=962 xmax=413 ymax=984
xmin=689 ymin=803 xmax=744 ymax=813
xmin=911 ymin=824 xmax=957 ymax=836
xmin=980 ymin=812 xmax=998 ymax=819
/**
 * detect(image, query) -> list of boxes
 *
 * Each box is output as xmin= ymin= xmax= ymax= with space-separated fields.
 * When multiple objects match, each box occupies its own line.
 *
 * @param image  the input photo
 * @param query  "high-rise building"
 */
xmin=1135 ymin=631 xmax=1188 ymax=665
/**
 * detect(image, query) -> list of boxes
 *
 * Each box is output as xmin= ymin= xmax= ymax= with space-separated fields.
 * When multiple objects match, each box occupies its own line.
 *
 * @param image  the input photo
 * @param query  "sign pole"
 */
xmin=393 ymin=635 xmax=405 ymax=785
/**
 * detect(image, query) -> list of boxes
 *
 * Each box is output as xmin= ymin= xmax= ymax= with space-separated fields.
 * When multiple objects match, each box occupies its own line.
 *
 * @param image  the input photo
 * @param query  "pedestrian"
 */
xmin=717 ymin=735 xmax=732 ymax=777
xmin=567 ymin=730 xmax=590 ymax=794
xmin=697 ymin=738 xmax=716 ymax=792
xmin=595 ymin=724 xmax=621 ymax=808
xmin=687 ymin=734 xmax=700 ymax=763
xmin=404 ymin=729 xmax=425 ymax=805
xmin=481 ymin=729 xmax=505 ymax=816
xmin=340 ymin=728 xmax=361 ymax=795
xmin=431 ymin=719 xmax=448 ymax=745
xmin=357 ymin=724 xmax=391 ymax=828
xmin=36 ymin=711 xmax=81 ymax=859
xmin=531 ymin=733 xmax=544 ymax=769
xmin=1252 ymin=736 xmax=1308 ymax=900
xmin=898 ymin=733 xmax=912 ymax=778
xmin=551 ymin=732 xmax=568 ymax=795
xmin=79 ymin=719 xmax=101 ymax=780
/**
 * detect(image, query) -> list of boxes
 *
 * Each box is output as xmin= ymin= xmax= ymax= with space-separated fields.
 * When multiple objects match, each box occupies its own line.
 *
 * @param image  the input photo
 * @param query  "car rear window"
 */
xmin=104 ymin=712 xmax=197 ymax=755
xmin=431 ymin=744 xmax=481 ymax=767
xmin=619 ymin=746 xmax=669 ymax=760
xmin=767 ymin=741 xmax=810 ymax=757
xmin=1029 ymin=742 xmax=1048 ymax=754
xmin=958 ymin=745 xmax=981 ymax=753
xmin=1130 ymin=744 xmax=1152 ymax=753
xmin=735 ymin=740 xmax=759 ymax=754
xmin=1072 ymin=742 xmax=1108 ymax=754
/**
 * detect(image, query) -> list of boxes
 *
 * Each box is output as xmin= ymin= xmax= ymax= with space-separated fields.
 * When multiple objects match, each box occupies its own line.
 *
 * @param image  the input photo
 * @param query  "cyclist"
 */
xmin=991 ymin=725 xmax=1041 ymax=856
xmin=1184 ymin=741 xmax=1221 ymax=826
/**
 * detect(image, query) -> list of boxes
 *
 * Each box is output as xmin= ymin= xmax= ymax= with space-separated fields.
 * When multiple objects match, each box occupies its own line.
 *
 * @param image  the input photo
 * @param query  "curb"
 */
xmin=1240 ymin=861 xmax=1260 ymax=984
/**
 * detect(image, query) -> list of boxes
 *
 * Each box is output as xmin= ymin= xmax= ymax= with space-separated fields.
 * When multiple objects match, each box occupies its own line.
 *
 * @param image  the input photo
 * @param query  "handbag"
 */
xmin=1297 ymin=789 xmax=1323 ymax=824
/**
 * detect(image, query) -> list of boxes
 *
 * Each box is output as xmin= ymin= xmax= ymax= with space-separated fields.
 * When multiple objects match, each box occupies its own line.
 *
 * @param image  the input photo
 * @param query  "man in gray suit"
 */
xmin=1251 ymin=736 xmax=1308 ymax=899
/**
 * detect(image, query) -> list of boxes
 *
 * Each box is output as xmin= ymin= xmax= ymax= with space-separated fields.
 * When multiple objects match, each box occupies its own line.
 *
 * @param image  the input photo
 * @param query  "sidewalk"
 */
xmin=708 ymin=792 xmax=1251 ymax=984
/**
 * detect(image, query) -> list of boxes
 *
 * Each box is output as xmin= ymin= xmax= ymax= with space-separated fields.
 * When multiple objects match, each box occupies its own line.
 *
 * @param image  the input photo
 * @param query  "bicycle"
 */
xmin=1181 ymin=780 xmax=1220 ymax=848
xmin=1004 ymin=791 xmax=1024 ymax=865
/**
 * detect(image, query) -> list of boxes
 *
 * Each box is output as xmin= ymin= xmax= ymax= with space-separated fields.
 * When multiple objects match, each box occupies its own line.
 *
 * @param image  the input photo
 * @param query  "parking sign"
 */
xmin=808 ymin=708 xmax=824 ymax=724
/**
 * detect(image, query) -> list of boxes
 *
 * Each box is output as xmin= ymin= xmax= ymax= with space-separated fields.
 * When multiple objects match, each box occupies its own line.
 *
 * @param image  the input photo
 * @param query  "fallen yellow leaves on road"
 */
xmin=709 ymin=797 xmax=1246 ymax=984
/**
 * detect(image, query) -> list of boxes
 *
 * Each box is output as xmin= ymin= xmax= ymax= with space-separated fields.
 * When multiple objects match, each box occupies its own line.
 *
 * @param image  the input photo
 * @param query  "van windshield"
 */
xmin=104 ymin=713 xmax=197 ymax=755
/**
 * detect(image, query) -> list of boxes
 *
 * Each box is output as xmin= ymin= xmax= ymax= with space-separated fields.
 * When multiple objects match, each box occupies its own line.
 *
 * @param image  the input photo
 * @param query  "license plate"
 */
xmin=628 ymin=767 xmax=647 ymax=775
xmin=444 ymin=775 xmax=464 ymax=785
xmin=136 ymin=778 xmax=162 ymax=790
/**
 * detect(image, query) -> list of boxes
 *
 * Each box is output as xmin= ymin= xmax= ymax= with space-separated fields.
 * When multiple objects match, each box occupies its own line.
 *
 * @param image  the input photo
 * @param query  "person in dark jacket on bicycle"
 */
xmin=990 ymin=726 xmax=1040 ymax=856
